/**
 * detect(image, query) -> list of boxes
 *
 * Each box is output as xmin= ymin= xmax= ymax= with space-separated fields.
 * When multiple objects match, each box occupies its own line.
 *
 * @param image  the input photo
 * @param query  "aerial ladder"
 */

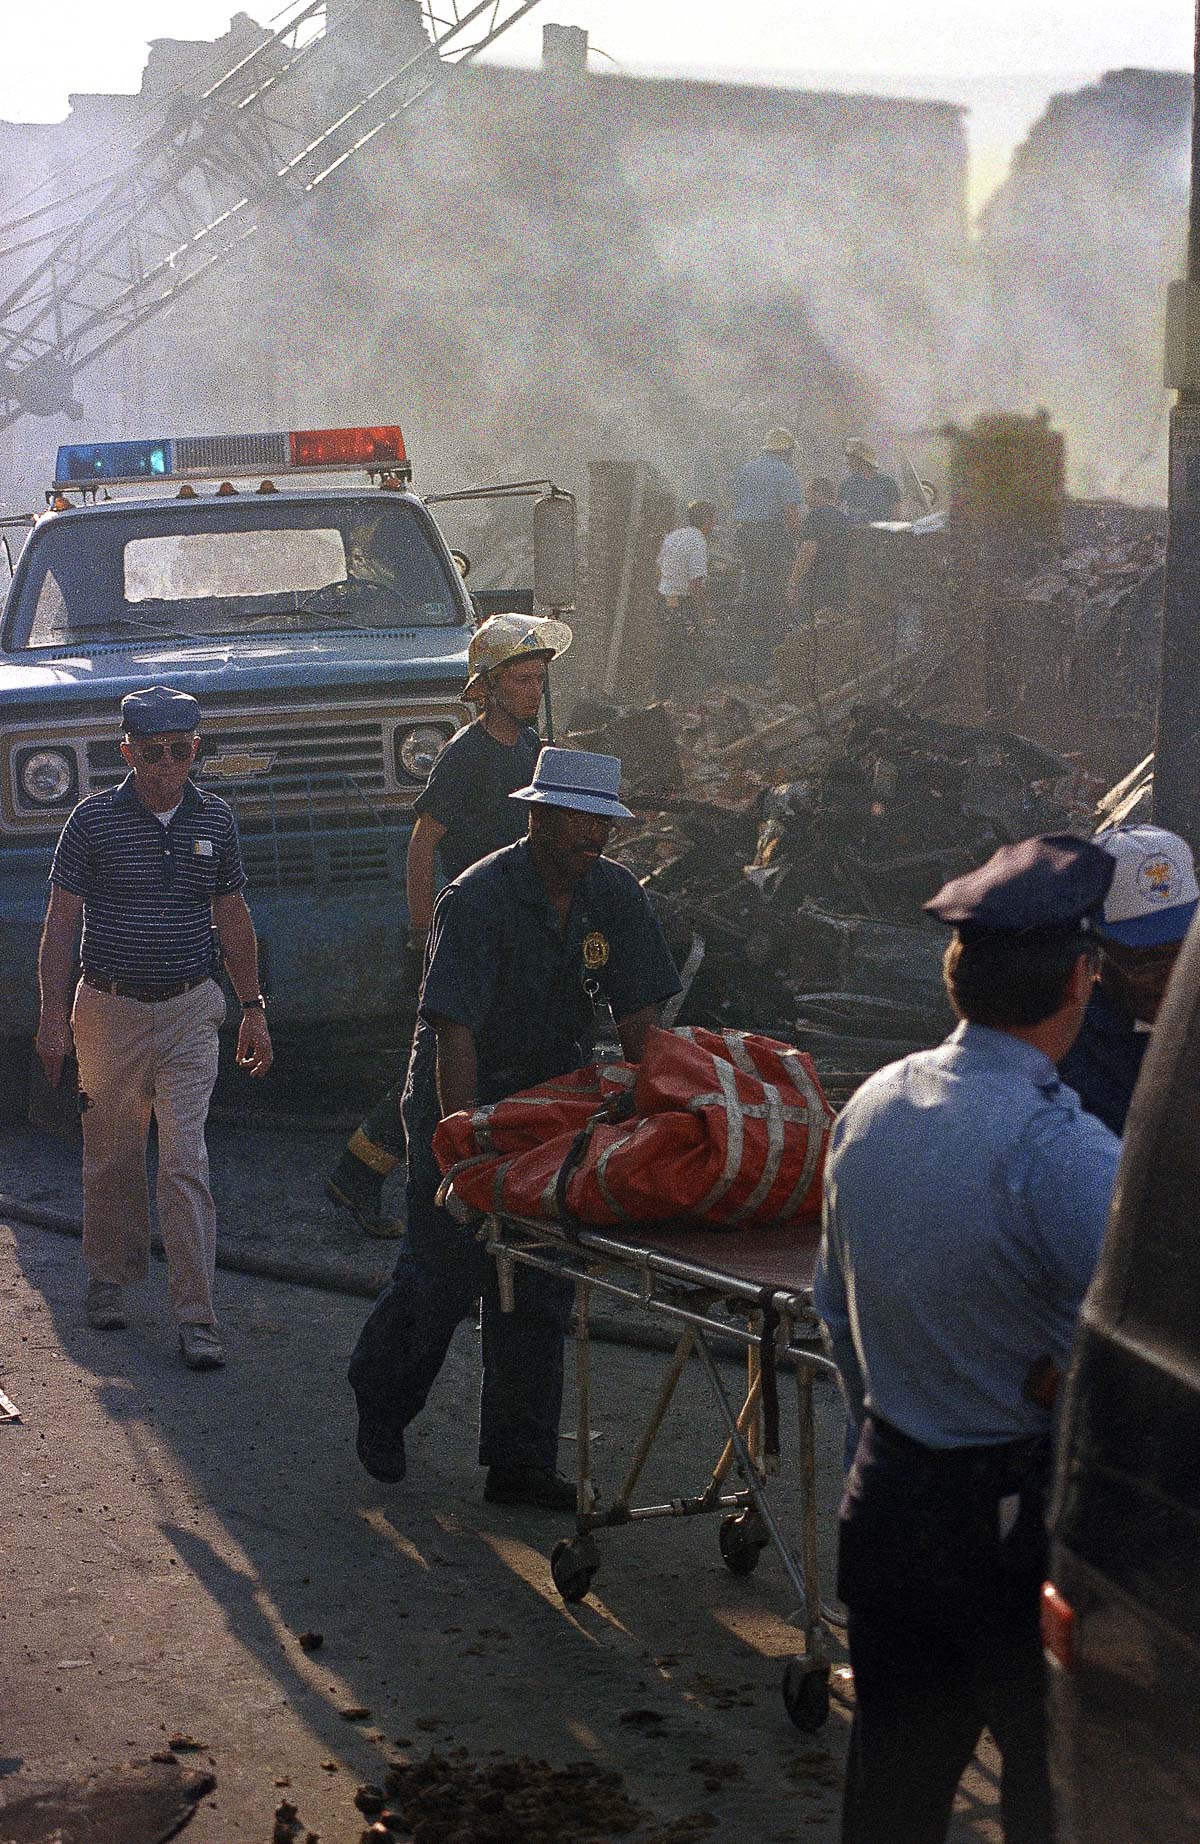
xmin=0 ymin=0 xmax=544 ymax=430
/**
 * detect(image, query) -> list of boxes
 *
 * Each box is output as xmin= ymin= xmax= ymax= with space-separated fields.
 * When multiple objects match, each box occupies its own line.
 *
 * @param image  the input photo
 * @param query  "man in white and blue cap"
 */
xmin=35 ymin=686 xmax=272 ymax=1371
xmin=814 ymin=834 xmax=1122 ymax=1844
xmin=1059 ymin=824 xmax=1199 ymax=1134
xmin=348 ymin=748 xmax=681 ymax=1507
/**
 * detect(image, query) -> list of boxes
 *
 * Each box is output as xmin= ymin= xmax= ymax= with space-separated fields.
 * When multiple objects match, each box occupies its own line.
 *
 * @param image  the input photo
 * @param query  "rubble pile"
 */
xmin=996 ymin=515 xmax=1165 ymax=780
xmin=589 ymin=694 xmax=1095 ymax=1093
xmin=369 ymin=1749 xmax=719 ymax=1843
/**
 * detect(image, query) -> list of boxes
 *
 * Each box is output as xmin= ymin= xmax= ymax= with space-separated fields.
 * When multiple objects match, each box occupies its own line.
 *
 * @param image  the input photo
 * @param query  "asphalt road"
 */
xmin=0 ymin=1121 xmax=1006 ymax=1844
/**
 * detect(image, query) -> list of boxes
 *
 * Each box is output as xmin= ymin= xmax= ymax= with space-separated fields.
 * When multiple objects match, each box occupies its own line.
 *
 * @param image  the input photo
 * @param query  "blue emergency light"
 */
xmin=54 ymin=424 xmax=407 ymax=489
xmin=56 ymin=438 xmax=170 ymax=483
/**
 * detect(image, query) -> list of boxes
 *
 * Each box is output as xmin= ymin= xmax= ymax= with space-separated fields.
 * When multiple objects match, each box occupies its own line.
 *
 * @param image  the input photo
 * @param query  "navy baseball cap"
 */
xmin=924 ymin=834 xmax=1116 ymax=935
xmin=120 ymin=686 xmax=202 ymax=737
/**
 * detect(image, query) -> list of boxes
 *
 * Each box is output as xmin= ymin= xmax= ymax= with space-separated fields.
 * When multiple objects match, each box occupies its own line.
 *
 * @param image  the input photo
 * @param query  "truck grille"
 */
xmin=86 ymin=714 xmax=389 ymax=804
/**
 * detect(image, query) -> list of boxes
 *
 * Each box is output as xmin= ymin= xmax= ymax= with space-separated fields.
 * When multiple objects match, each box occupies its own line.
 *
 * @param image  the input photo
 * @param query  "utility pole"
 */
xmin=1156 ymin=0 xmax=1200 ymax=843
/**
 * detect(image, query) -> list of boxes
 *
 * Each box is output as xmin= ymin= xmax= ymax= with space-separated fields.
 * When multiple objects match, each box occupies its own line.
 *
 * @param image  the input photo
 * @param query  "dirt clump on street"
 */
xmin=374 ymin=1748 xmax=712 ymax=1842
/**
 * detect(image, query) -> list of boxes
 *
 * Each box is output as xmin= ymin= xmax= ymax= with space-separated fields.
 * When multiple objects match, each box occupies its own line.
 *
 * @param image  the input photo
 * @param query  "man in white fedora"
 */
xmin=348 ymin=748 xmax=681 ymax=1507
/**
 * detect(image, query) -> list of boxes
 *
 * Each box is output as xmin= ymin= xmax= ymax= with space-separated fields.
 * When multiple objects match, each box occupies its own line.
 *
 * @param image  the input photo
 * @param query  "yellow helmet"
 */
xmin=464 ymin=612 xmax=573 ymax=700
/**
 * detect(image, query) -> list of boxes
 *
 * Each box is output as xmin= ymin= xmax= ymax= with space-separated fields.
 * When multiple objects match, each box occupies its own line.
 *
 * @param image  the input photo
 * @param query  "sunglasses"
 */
xmin=134 ymin=739 xmax=194 ymax=764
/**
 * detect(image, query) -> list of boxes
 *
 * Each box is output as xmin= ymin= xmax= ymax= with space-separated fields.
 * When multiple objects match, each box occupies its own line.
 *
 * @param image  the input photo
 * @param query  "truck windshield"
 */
xmin=6 ymin=496 xmax=464 ymax=648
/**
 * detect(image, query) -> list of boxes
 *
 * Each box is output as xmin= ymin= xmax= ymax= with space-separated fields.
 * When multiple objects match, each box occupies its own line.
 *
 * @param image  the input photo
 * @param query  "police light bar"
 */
xmin=54 ymin=425 xmax=408 ymax=488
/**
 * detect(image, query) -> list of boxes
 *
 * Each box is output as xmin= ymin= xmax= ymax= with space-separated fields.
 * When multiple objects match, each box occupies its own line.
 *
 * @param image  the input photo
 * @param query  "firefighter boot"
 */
xmin=326 ymin=1129 xmax=403 ymax=1239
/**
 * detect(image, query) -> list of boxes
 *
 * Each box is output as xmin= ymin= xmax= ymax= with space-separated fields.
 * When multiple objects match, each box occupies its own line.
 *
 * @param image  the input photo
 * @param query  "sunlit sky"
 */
xmin=0 ymin=2 xmax=1191 ymax=210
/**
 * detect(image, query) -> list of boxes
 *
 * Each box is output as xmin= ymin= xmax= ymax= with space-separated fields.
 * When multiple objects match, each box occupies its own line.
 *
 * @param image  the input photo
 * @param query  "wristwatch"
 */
xmin=240 ymin=994 xmax=267 ymax=1011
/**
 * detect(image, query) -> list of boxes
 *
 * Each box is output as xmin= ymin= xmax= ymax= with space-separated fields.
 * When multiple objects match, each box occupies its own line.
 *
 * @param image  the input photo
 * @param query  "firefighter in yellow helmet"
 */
xmin=325 ymin=612 xmax=572 ymax=1236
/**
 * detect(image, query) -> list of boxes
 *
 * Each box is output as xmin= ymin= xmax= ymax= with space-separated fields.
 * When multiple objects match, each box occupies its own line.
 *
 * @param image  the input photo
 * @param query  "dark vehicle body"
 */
xmin=1048 ymin=914 xmax=1200 ymax=1841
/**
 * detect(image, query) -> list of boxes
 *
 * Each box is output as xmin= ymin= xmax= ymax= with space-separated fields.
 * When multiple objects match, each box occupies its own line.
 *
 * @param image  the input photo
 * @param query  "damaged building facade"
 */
xmin=0 ymin=9 xmax=1188 ymax=516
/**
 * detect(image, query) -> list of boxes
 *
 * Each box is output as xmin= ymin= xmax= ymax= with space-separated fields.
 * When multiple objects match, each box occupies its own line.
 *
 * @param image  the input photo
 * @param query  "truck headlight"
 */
xmin=17 ymin=747 xmax=77 ymax=807
xmin=396 ymin=724 xmax=451 ymax=782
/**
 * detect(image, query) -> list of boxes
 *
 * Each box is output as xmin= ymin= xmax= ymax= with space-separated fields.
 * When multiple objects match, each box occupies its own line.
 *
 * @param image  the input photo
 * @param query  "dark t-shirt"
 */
xmin=799 ymin=503 xmax=852 ymax=613
xmin=838 ymin=470 xmax=901 ymax=525
xmin=413 ymin=720 xmax=541 ymax=880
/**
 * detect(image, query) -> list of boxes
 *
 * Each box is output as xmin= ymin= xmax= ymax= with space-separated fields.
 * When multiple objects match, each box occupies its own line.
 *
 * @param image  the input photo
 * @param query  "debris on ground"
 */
xmin=595 ymin=691 xmax=1098 ymax=1093
xmin=381 ymin=1751 xmax=645 ymax=1841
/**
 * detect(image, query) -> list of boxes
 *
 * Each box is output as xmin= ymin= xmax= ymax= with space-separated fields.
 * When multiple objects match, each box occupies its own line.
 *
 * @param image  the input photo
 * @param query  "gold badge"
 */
xmin=582 ymin=931 xmax=610 ymax=970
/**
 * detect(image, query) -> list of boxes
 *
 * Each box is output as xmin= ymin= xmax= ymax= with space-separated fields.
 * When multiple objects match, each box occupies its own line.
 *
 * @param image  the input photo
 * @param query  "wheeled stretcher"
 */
xmin=473 ymin=1208 xmax=840 ymax=1731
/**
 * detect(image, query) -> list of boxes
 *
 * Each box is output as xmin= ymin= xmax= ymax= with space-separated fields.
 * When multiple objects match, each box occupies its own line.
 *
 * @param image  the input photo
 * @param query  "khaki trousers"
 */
xmin=71 ymin=978 xmax=226 ymax=1325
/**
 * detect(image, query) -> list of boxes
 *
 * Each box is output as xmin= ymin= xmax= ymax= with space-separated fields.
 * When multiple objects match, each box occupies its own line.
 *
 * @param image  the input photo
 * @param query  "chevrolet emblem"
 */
xmin=198 ymin=751 xmax=276 ymax=780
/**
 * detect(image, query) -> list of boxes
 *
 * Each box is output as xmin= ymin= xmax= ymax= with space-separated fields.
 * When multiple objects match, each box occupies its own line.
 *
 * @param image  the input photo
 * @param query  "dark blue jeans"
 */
xmin=347 ymin=1098 xmax=573 ymax=1473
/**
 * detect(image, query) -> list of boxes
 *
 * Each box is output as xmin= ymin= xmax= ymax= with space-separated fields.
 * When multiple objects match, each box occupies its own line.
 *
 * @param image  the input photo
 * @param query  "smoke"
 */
xmin=0 ymin=26 xmax=1188 ymax=516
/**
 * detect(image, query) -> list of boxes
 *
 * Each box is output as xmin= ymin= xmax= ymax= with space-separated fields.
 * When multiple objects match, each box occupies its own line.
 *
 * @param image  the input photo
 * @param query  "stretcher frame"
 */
xmin=476 ymin=1209 xmax=840 ymax=1730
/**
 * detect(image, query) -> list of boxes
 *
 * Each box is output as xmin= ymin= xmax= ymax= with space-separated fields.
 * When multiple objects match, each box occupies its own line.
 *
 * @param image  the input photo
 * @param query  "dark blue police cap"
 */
xmin=120 ymin=686 xmax=202 ymax=737
xmin=924 ymin=833 xmax=1116 ymax=935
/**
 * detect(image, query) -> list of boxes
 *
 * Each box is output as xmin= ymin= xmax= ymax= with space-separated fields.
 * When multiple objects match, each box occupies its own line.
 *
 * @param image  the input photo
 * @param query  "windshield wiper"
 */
xmin=71 ymin=610 xmax=213 ymax=643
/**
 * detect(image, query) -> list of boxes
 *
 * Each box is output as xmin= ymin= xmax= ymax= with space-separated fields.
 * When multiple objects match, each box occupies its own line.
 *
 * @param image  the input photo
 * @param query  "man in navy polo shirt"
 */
xmin=35 ymin=686 xmax=272 ymax=1369
xmin=347 ymin=748 xmax=681 ymax=1508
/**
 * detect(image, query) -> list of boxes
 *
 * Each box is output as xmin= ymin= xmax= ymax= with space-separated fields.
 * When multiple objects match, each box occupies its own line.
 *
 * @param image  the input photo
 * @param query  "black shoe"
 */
xmin=326 ymin=1153 xmax=402 ymax=1240
xmin=483 ymin=1465 xmax=576 ymax=1511
xmin=356 ymin=1416 xmax=407 ymax=1484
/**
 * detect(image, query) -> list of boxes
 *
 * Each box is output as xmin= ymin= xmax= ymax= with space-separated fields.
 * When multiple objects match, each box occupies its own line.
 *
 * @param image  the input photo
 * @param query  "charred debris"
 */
xmin=571 ymin=545 xmax=1159 ymax=1099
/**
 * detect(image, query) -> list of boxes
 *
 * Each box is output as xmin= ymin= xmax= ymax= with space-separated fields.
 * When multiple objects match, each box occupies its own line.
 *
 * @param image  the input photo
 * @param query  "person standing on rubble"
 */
xmin=731 ymin=428 xmax=805 ymax=678
xmin=815 ymin=835 xmax=1121 ymax=1844
xmin=786 ymin=476 xmax=852 ymax=620
xmin=653 ymin=500 xmax=718 ymax=700
xmin=1059 ymin=824 xmax=1198 ymax=1135
xmin=324 ymin=613 xmax=572 ymax=1237
xmin=347 ymin=748 xmax=681 ymax=1508
xmin=838 ymin=438 xmax=901 ymax=526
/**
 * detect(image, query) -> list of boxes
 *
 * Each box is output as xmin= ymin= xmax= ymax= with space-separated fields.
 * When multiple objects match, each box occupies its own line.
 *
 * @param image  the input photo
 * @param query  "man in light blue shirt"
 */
xmin=815 ymin=834 xmax=1122 ymax=1844
xmin=730 ymin=427 xmax=805 ymax=678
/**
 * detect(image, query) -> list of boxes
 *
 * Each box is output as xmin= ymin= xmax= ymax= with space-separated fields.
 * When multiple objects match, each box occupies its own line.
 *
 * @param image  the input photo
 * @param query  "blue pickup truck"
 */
xmin=0 ymin=423 xmax=572 ymax=1044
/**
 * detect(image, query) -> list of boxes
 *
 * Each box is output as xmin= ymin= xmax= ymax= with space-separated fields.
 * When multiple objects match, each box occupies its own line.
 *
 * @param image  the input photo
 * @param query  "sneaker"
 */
xmin=179 ymin=1323 xmax=225 ymax=1370
xmin=356 ymin=1415 xmax=407 ymax=1484
xmin=325 ymin=1154 xmax=403 ymax=1239
xmin=483 ymin=1465 xmax=577 ymax=1512
xmin=85 ymin=1281 xmax=127 ymax=1331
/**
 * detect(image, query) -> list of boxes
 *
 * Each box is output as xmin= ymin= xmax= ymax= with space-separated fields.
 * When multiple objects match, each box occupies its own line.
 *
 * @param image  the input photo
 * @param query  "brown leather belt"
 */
xmin=81 ymin=970 xmax=211 ymax=1003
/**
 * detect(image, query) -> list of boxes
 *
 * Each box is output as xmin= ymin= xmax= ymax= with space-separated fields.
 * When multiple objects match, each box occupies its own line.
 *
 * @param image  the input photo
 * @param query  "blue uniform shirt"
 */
xmin=50 ymin=775 xmax=245 ymax=983
xmin=410 ymin=836 xmax=681 ymax=1110
xmin=732 ymin=453 xmax=805 ymax=525
xmin=815 ymin=1021 xmax=1121 ymax=1449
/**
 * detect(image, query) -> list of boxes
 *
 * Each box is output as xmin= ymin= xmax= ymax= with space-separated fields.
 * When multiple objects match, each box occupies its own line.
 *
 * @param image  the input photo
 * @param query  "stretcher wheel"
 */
xmin=719 ymin=1511 xmax=768 ymax=1576
xmin=782 ymin=1656 xmax=830 ymax=1732
xmin=550 ymin=1538 xmax=597 ymax=1605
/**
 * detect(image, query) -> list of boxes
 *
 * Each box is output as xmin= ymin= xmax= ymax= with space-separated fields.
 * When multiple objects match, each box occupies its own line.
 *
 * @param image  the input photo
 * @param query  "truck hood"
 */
xmin=0 ymin=628 xmax=470 ymax=707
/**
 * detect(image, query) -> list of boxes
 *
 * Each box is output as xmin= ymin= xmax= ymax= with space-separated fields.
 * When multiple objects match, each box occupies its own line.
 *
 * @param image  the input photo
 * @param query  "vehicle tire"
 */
xmin=781 ymin=1656 xmax=830 ymax=1732
xmin=718 ymin=1512 xmax=765 ymax=1576
xmin=550 ymin=1538 xmax=597 ymax=1605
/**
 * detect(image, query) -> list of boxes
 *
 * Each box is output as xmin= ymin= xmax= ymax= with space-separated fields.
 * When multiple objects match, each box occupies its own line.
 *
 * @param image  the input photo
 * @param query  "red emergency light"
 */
xmin=290 ymin=426 xmax=406 ymax=469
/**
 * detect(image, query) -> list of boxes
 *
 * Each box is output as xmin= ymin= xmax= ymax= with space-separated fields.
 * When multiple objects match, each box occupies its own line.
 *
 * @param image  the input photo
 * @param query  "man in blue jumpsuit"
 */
xmin=815 ymin=835 xmax=1123 ymax=1844
xmin=1059 ymin=823 xmax=1198 ymax=1134
xmin=348 ymin=748 xmax=681 ymax=1509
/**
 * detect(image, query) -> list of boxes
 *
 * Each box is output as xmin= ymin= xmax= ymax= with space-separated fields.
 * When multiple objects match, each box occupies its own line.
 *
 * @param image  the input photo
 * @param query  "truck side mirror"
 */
xmin=533 ymin=490 xmax=576 ymax=610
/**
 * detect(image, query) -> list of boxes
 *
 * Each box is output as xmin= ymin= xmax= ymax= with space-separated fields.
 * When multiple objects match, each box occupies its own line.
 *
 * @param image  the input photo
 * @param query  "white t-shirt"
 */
xmin=657 ymin=525 xmax=708 ymax=599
